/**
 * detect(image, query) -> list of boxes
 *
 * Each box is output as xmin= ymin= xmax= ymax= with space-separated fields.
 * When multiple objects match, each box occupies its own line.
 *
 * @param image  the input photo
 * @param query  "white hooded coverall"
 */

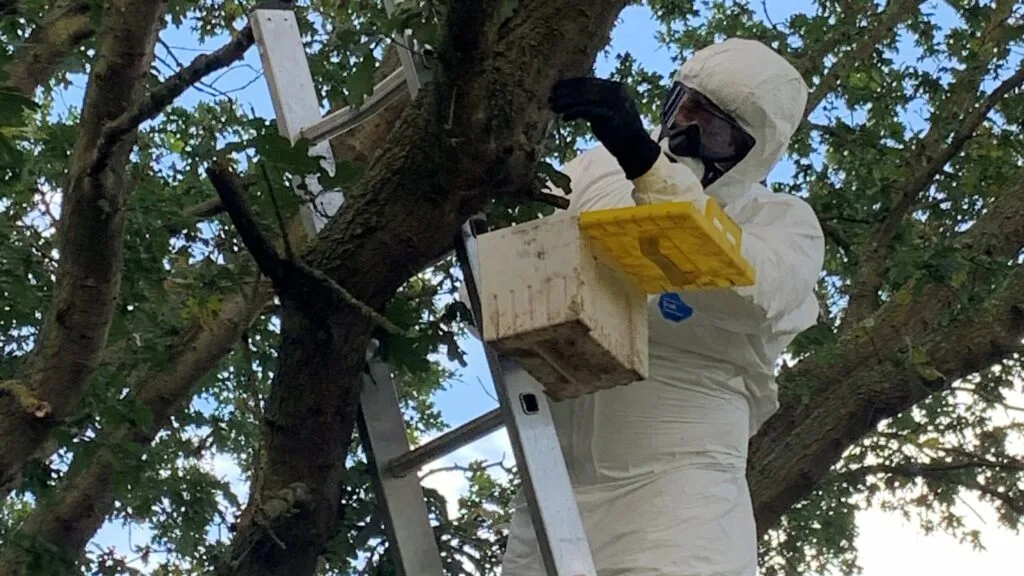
xmin=496 ymin=39 xmax=825 ymax=575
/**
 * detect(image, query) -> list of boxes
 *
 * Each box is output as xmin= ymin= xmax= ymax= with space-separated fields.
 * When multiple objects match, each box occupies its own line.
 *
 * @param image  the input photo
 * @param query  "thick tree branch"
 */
xmin=837 ymin=459 xmax=1024 ymax=483
xmin=751 ymin=260 xmax=1024 ymax=536
xmin=748 ymin=169 xmax=1024 ymax=535
xmin=834 ymin=459 xmax=1024 ymax=516
xmin=0 ymin=0 xmax=170 ymax=492
xmin=207 ymin=160 xmax=289 ymax=284
xmin=206 ymin=161 xmax=410 ymax=336
xmin=2 ymin=0 xmax=95 ymax=96
xmin=182 ymin=197 xmax=226 ymax=220
xmin=842 ymin=1 xmax=1022 ymax=327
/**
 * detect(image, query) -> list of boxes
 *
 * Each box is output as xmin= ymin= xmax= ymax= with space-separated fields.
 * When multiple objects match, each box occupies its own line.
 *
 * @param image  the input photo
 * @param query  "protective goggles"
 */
xmin=658 ymin=81 xmax=755 ymax=163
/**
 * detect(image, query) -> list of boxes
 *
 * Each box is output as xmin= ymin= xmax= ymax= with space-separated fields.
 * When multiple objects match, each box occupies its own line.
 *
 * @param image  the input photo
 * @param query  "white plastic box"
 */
xmin=476 ymin=212 xmax=648 ymax=401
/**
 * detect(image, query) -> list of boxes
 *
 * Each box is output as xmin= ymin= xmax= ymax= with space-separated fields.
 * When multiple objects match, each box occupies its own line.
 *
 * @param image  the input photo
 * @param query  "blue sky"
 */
xmin=36 ymin=2 xmax=1020 ymax=573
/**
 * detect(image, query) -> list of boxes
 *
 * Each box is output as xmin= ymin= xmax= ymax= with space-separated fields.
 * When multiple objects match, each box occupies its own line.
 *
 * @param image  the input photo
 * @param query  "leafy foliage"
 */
xmin=0 ymin=0 xmax=1022 ymax=575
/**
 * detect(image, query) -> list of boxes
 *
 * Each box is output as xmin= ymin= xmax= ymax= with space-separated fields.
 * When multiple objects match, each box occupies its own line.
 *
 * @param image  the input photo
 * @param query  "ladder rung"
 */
xmin=389 ymin=408 xmax=503 ymax=477
xmin=300 ymin=68 xmax=408 ymax=144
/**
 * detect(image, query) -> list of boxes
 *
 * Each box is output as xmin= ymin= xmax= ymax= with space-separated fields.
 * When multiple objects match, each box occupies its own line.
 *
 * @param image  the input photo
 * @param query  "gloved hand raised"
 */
xmin=549 ymin=77 xmax=662 ymax=181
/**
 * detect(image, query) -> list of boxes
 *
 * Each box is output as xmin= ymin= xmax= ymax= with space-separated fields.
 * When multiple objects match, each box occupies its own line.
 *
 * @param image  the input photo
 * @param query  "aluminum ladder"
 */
xmin=248 ymin=4 xmax=597 ymax=575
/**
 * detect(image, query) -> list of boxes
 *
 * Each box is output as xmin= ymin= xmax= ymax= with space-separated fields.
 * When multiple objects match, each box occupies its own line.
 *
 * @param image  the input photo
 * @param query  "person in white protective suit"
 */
xmin=487 ymin=38 xmax=825 ymax=575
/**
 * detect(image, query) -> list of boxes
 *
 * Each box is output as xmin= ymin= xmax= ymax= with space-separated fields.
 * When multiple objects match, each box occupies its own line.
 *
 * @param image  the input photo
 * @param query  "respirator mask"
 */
xmin=657 ymin=81 xmax=755 ymax=187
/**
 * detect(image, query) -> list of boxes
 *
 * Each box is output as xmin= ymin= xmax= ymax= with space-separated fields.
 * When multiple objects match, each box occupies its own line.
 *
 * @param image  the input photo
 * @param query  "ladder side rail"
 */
xmin=359 ymin=353 xmax=447 ymax=576
xmin=249 ymin=8 xmax=343 ymax=235
xmin=457 ymin=220 xmax=598 ymax=576
xmin=250 ymin=7 xmax=443 ymax=576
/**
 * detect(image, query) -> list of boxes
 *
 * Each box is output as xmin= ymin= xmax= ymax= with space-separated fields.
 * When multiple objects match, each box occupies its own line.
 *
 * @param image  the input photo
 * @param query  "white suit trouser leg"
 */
xmin=499 ymin=465 xmax=758 ymax=576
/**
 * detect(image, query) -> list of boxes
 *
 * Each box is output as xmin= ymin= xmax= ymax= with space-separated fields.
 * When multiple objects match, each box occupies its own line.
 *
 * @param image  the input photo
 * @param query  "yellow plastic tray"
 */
xmin=578 ymin=198 xmax=756 ymax=292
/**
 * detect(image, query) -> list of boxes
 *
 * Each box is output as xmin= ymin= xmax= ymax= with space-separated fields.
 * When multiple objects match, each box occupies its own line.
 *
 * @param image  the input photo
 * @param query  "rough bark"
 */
xmin=2 ymin=0 xmax=95 ymax=96
xmin=749 ymin=178 xmax=1024 ymax=535
xmin=221 ymin=1 xmax=629 ymax=574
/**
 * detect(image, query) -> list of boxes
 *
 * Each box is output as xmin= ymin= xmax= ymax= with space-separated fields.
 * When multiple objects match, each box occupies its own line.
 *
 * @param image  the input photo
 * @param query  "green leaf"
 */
xmin=536 ymin=160 xmax=572 ymax=195
xmin=906 ymin=339 xmax=946 ymax=382
xmin=347 ymin=53 xmax=378 ymax=107
xmin=321 ymin=158 xmax=366 ymax=190
xmin=0 ymin=89 xmax=40 ymax=126
xmin=498 ymin=0 xmax=520 ymax=25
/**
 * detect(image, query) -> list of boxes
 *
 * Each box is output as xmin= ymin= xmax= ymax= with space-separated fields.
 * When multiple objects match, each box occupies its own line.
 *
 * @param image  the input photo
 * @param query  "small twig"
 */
xmin=955 ymin=492 xmax=989 ymax=526
xmin=92 ymin=25 xmax=256 ymax=175
xmin=477 ymin=376 xmax=498 ymax=403
xmin=419 ymin=458 xmax=508 ymax=481
xmin=206 ymin=160 xmax=412 ymax=338
xmin=157 ymin=38 xmax=188 ymax=70
xmin=263 ymin=526 xmax=287 ymax=550
xmin=531 ymin=190 xmax=570 ymax=210
xmin=761 ymin=0 xmax=779 ymax=29
xmin=292 ymin=260 xmax=414 ymax=338
xmin=259 ymin=161 xmax=295 ymax=261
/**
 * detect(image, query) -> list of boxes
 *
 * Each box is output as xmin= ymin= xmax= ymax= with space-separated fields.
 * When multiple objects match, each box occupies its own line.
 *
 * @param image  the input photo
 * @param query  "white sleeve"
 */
xmin=675 ymin=192 xmax=825 ymax=335
xmin=629 ymin=154 xmax=824 ymax=335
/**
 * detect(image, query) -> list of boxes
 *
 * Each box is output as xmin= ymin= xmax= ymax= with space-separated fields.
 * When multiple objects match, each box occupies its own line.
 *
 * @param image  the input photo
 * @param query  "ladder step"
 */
xmin=300 ymin=68 xmax=408 ymax=144
xmin=388 ymin=408 xmax=504 ymax=477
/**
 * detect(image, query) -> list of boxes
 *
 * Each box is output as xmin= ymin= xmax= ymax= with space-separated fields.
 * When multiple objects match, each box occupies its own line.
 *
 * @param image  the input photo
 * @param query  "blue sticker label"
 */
xmin=658 ymin=293 xmax=693 ymax=323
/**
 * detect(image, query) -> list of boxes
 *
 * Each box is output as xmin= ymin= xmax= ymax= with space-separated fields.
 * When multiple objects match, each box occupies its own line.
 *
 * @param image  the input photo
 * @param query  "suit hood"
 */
xmin=673 ymin=38 xmax=808 ymax=205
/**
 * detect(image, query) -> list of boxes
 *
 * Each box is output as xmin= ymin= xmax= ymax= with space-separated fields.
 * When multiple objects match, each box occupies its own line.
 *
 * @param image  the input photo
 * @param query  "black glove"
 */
xmin=549 ymin=77 xmax=662 ymax=180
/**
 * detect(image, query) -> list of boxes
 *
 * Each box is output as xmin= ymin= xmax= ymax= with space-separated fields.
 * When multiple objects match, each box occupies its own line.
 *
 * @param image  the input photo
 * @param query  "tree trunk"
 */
xmin=221 ymin=1 xmax=629 ymax=573
xmin=0 ymin=0 xmax=168 ymax=492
